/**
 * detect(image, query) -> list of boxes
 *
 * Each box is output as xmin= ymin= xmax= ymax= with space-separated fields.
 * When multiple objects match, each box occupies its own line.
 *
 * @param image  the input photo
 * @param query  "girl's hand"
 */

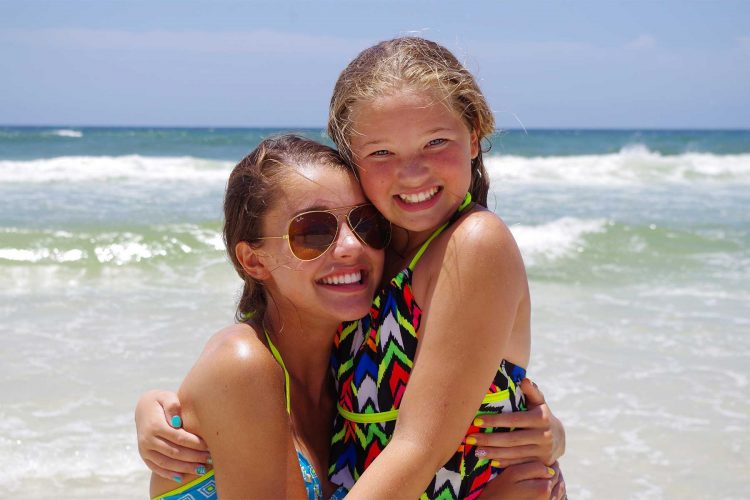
xmin=470 ymin=378 xmax=566 ymax=466
xmin=135 ymin=389 xmax=211 ymax=481
xmin=481 ymin=461 xmax=566 ymax=500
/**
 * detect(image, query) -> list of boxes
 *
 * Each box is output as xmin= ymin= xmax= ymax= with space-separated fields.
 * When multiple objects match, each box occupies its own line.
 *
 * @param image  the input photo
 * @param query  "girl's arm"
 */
xmin=135 ymin=390 xmax=210 ymax=481
xmin=148 ymin=326 xmax=306 ymax=498
xmin=347 ymin=212 xmax=531 ymax=499
xmin=136 ymin=380 xmax=566 ymax=481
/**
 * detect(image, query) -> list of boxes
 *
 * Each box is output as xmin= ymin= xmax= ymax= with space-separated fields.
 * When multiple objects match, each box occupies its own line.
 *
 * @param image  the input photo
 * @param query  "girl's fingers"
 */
xmin=144 ymin=458 xmax=184 ymax=483
xmin=145 ymin=446 xmax=210 ymax=475
xmin=151 ymin=436 xmax=211 ymax=464
xmin=156 ymin=426 xmax=209 ymax=452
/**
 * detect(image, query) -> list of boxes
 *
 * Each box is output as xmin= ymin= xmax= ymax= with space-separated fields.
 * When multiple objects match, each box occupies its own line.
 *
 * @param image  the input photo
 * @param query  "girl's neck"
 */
xmin=388 ymin=224 xmax=439 ymax=262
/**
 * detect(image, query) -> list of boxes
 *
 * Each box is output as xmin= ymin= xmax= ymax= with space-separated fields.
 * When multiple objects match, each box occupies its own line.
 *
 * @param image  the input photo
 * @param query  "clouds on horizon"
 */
xmin=1 ymin=3 xmax=749 ymax=128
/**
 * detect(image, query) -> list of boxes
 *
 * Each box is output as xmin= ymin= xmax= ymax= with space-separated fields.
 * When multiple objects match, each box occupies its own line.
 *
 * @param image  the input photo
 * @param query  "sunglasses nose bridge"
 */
xmin=330 ymin=213 xmax=366 ymax=257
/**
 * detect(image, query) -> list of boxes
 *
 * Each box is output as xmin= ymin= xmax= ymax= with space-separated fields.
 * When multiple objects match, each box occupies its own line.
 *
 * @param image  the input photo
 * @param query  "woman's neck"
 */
xmin=262 ymin=308 xmax=336 ymax=405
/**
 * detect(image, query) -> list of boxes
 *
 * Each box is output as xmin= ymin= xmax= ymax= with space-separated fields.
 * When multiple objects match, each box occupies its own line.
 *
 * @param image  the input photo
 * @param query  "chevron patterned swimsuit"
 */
xmin=328 ymin=194 xmax=528 ymax=499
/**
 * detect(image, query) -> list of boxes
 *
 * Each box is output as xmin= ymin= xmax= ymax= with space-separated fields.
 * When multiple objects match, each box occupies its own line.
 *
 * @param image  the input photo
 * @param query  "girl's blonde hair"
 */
xmin=328 ymin=36 xmax=495 ymax=207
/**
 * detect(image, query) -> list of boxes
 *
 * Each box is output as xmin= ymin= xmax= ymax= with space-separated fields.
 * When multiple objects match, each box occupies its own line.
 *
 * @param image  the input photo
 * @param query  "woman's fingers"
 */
xmin=520 ymin=378 xmax=546 ymax=408
xmin=476 ymin=405 xmax=551 ymax=430
xmin=470 ymin=428 xmax=553 ymax=464
xmin=478 ymin=443 xmax=542 ymax=463
xmin=550 ymin=461 xmax=566 ymax=500
xmin=500 ymin=461 xmax=557 ymax=482
xmin=472 ymin=428 xmax=548 ymax=447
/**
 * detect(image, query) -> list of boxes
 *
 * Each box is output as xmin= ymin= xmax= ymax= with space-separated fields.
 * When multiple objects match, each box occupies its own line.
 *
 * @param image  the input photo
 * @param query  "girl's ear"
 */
xmin=469 ymin=129 xmax=480 ymax=160
xmin=236 ymin=241 xmax=270 ymax=280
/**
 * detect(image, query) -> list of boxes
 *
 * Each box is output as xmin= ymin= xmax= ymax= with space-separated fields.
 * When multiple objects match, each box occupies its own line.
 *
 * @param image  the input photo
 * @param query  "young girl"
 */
xmin=147 ymin=135 xmax=390 ymax=499
xmin=138 ymin=37 xmax=566 ymax=499
xmin=324 ymin=36 xmax=544 ymax=499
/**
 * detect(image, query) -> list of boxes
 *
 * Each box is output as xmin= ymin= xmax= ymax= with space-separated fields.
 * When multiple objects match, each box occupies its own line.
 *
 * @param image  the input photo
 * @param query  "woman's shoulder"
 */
xmin=183 ymin=323 xmax=284 ymax=403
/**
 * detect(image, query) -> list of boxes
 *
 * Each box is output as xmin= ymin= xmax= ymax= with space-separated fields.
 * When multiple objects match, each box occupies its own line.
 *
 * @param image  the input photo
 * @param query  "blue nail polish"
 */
xmin=172 ymin=475 xmax=182 ymax=483
xmin=196 ymin=465 xmax=207 ymax=475
xmin=170 ymin=415 xmax=182 ymax=428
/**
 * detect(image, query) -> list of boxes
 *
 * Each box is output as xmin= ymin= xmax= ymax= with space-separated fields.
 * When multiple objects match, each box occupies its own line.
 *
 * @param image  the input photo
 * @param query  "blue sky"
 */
xmin=1 ymin=0 xmax=749 ymax=128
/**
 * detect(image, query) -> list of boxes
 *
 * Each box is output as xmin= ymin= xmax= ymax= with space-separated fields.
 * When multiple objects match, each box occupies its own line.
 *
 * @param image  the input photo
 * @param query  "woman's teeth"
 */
xmin=319 ymin=271 xmax=362 ymax=285
xmin=398 ymin=187 xmax=439 ymax=204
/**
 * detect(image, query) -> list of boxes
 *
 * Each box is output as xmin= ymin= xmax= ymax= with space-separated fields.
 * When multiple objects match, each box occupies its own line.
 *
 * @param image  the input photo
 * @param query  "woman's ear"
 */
xmin=469 ymin=129 xmax=480 ymax=160
xmin=236 ymin=241 xmax=270 ymax=280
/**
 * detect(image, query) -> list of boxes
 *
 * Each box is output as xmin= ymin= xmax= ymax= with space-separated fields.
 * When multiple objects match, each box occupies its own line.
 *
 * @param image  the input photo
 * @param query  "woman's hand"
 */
xmin=469 ymin=379 xmax=566 ymax=467
xmin=481 ymin=461 xmax=566 ymax=499
xmin=135 ymin=389 xmax=211 ymax=481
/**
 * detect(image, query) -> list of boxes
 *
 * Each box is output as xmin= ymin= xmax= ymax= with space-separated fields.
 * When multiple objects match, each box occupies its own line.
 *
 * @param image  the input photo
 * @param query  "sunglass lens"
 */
xmin=288 ymin=211 xmax=338 ymax=260
xmin=349 ymin=205 xmax=391 ymax=249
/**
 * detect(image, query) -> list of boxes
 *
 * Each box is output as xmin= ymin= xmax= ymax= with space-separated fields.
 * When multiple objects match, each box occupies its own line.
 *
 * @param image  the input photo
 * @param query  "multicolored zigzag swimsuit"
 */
xmin=328 ymin=193 xmax=527 ymax=500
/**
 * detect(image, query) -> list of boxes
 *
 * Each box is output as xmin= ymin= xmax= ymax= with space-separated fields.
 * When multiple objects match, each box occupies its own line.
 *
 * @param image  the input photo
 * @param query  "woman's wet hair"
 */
xmin=223 ymin=134 xmax=349 ymax=321
xmin=328 ymin=36 xmax=495 ymax=207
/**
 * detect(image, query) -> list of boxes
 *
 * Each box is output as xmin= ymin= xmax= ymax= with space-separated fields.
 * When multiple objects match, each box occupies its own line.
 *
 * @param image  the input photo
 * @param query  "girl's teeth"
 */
xmin=398 ymin=187 xmax=439 ymax=204
xmin=320 ymin=271 xmax=362 ymax=285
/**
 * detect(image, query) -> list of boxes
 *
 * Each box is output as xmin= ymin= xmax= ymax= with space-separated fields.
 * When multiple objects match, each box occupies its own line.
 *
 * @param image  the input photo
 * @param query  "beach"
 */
xmin=1 ymin=127 xmax=748 ymax=498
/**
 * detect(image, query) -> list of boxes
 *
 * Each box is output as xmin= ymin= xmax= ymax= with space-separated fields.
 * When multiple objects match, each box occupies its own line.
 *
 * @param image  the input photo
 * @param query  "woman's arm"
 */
xmin=347 ymin=212 xmax=530 ymax=498
xmin=148 ymin=325 xmax=306 ymax=498
xmin=472 ymin=378 xmax=566 ymax=467
xmin=480 ymin=461 xmax=566 ymax=500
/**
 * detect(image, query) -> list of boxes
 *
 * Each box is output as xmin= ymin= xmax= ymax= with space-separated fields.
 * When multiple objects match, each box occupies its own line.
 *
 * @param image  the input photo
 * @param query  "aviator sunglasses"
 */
xmin=256 ymin=203 xmax=391 ymax=261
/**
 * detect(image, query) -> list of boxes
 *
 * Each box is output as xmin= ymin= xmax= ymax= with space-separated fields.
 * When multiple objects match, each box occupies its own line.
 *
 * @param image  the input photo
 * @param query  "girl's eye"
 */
xmin=427 ymin=138 xmax=447 ymax=147
xmin=370 ymin=150 xmax=390 ymax=157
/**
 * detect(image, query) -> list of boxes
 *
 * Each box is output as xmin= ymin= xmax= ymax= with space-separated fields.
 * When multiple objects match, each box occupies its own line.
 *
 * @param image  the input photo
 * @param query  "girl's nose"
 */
xmin=399 ymin=153 xmax=428 ymax=179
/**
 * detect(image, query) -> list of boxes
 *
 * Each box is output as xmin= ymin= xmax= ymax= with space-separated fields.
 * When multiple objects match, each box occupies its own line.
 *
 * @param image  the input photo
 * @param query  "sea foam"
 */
xmin=485 ymin=145 xmax=750 ymax=185
xmin=49 ymin=129 xmax=83 ymax=138
xmin=510 ymin=217 xmax=608 ymax=266
xmin=0 ymin=155 xmax=232 ymax=183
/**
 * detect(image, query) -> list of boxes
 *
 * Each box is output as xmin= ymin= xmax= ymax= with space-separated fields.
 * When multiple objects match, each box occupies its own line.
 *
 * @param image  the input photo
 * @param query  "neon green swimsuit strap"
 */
xmin=264 ymin=329 xmax=291 ymax=415
xmin=407 ymin=192 xmax=473 ymax=271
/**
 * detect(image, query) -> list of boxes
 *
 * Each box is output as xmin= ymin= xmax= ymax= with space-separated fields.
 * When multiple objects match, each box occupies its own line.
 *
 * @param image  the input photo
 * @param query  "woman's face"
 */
xmin=258 ymin=165 xmax=384 ymax=325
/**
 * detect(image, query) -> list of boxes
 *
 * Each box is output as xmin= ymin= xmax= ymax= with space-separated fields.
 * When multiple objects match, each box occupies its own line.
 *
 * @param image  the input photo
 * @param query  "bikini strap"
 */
xmin=407 ymin=192 xmax=473 ymax=271
xmin=264 ymin=328 xmax=291 ymax=415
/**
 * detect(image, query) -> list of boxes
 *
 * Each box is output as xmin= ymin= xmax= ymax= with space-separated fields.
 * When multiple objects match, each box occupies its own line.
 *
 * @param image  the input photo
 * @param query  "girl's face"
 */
xmin=258 ymin=165 xmax=384 ymax=325
xmin=349 ymin=89 xmax=479 ymax=236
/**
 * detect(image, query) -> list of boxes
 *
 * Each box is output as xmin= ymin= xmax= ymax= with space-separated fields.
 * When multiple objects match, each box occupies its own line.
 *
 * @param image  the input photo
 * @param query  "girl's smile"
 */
xmin=350 ymin=89 xmax=479 ymax=239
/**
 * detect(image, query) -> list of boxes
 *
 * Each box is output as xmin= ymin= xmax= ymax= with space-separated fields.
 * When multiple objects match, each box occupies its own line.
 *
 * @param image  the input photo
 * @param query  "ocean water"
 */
xmin=1 ymin=127 xmax=748 ymax=498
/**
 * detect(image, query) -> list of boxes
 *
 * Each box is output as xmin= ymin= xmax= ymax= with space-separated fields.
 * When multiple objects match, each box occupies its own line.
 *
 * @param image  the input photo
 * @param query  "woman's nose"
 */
xmin=331 ymin=220 xmax=364 ymax=259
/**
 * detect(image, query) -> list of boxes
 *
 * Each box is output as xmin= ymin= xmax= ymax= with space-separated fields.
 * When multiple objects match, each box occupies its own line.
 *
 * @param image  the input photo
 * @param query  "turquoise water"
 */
xmin=1 ymin=127 xmax=749 ymax=498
